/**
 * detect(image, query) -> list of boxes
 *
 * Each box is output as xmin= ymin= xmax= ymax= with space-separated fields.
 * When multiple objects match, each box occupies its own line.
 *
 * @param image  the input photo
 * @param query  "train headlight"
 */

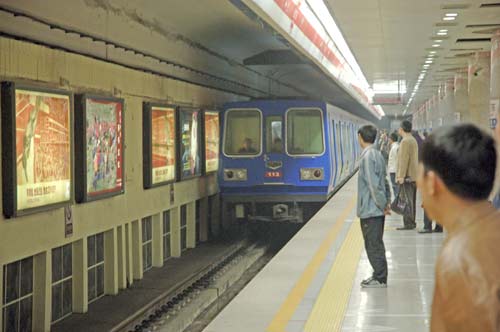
xmin=300 ymin=168 xmax=324 ymax=181
xmin=224 ymin=168 xmax=247 ymax=181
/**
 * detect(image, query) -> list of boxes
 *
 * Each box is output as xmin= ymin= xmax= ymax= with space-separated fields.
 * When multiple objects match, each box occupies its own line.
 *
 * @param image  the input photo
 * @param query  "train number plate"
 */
xmin=265 ymin=171 xmax=282 ymax=178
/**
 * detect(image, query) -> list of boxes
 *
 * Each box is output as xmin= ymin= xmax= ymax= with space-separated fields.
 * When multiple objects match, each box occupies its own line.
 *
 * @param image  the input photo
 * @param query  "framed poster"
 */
xmin=75 ymin=94 xmax=124 ymax=203
xmin=1 ymin=82 xmax=72 ymax=217
xmin=177 ymin=107 xmax=202 ymax=180
xmin=204 ymin=111 xmax=220 ymax=173
xmin=143 ymin=103 xmax=177 ymax=188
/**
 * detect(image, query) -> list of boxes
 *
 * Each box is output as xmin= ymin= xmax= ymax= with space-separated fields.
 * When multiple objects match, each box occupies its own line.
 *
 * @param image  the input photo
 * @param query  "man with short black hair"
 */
xmin=396 ymin=120 xmax=419 ymax=230
xmin=356 ymin=125 xmax=391 ymax=288
xmin=417 ymin=124 xmax=499 ymax=332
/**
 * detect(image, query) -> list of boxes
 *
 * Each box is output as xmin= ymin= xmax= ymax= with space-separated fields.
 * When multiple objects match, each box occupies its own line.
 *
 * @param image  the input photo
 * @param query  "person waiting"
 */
xmin=356 ymin=125 xmax=391 ymax=288
xmin=417 ymin=124 xmax=499 ymax=332
xmin=388 ymin=132 xmax=400 ymax=198
xmin=396 ymin=120 xmax=419 ymax=230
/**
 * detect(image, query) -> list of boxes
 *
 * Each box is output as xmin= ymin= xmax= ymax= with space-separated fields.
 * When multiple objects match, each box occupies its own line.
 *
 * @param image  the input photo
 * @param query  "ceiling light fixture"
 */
xmin=437 ymin=32 xmax=447 ymax=36
xmin=430 ymin=51 xmax=437 ymax=54
xmin=432 ymin=44 xmax=440 ymax=47
xmin=439 ymin=29 xmax=448 ymax=32
xmin=443 ymin=17 xmax=456 ymax=21
xmin=445 ymin=13 xmax=458 ymax=17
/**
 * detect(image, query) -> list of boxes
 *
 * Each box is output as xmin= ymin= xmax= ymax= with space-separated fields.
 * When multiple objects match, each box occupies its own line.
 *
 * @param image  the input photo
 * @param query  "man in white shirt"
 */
xmin=388 ymin=132 xmax=400 ymax=197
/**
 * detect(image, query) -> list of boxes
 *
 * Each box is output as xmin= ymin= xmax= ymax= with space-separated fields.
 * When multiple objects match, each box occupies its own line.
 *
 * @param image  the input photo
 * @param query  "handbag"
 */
xmin=391 ymin=180 xmax=415 ymax=218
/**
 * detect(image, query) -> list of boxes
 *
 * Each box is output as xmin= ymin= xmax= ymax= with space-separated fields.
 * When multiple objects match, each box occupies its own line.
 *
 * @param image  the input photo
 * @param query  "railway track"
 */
xmin=115 ymin=223 xmax=301 ymax=332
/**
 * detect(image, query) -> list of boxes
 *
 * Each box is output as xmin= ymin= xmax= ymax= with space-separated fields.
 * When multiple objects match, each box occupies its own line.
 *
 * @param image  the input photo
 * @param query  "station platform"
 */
xmin=203 ymin=177 xmax=445 ymax=332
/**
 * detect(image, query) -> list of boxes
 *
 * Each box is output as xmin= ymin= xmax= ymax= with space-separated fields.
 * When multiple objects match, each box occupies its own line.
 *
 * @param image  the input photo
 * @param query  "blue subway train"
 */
xmin=219 ymin=99 xmax=369 ymax=223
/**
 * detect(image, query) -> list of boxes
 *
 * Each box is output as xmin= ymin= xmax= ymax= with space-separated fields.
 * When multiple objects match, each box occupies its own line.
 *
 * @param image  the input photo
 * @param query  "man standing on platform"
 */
xmin=396 ymin=120 xmax=419 ymax=230
xmin=388 ymin=132 xmax=400 ymax=198
xmin=417 ymin=124 xmax=499 ymax=332
xmin=356 ymin=125 xmax=391 ymax=288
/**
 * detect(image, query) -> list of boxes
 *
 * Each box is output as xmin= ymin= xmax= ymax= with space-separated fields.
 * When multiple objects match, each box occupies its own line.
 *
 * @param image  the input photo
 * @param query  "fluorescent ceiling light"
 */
xmin=445 ymin=13 xmax=458 ymax=17
xmin=435 ymin=40 xmax=443 ymax=43
xmin=425 ymin=60 xmax=433 ymax=64
xmin=423 ymin=65 xmax=430 ymax=68
xmin=437 ymin=32 xmax=447 ymax=36
xmin=432 ymin=44 xmax=440 ymax=47
xmin=439 ymin=29 xmax=448 ymax=32
xmin=372 ymin=80 xmax=407 ymax=94
xmin=443 ymin=17 xmax=456 ymax=21
xmin=430 ymin=51 xmax=437 ymax=54
xmin=305 ymin=0 xmax=377 ymax=102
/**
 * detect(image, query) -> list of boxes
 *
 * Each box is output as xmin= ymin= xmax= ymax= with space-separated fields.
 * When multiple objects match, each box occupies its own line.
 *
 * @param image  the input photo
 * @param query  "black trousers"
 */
xmin=423 ymin=211 xmax=443 ymax=231
xmin=360 ymin=216 xmax=388 ymax=283
xmin=403 ymin=182 xmax=417 ymax=228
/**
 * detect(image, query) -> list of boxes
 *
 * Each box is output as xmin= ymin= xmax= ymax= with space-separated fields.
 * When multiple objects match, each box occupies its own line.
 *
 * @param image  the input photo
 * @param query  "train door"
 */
xmin=263 ymin=114 xmax=284 ymax=182
xmin=341 ymin=122 xmax=349 ymax=178
xmin=336 ymin=121 xmax=344 ymax=181
xmin=330 ymin=119 xmax=339 ymax=187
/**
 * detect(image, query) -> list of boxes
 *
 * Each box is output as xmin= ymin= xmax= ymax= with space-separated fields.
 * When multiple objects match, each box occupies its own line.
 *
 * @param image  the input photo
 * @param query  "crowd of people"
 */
xmin=356 ymin=116 xmax=500 ymax=331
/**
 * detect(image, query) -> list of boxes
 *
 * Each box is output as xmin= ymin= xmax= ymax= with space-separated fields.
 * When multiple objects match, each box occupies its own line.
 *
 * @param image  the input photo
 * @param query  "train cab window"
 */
xmin=266 ymin=116 xmax=283 ymax=153
xmin=286 ymin=109 xmax=324 ymax=155
xmin=224 ymin=110 xmax=261 ymax=156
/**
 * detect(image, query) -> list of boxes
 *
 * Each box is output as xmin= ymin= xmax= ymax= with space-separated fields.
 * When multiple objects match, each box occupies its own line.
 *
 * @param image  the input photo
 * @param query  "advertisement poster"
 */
xmin=15 ymin=89 xmax=71 ymax=211
xmin=204 ymin=112 xmax=219 ymax=173
xmin=151 ymin=106 xmax=176 ymax=184
xmin=85 ymin=98 xmax=123 ymax=197
xmin=180 ymin=110 xmax=201 ymax=178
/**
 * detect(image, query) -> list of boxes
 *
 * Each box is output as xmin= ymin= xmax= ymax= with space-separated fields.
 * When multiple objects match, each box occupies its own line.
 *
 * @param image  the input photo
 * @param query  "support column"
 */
xmin=117 ymin=225 xmax=127 ymax=290
xmin=125 ymin=223 xmax=133 ymax=286
xmin=170 ymin=206 xmax=181 ymax=258
xmin=443 ymin=79 xmax=455 ymax=126
xmin=454 ymin=71 xmax=468 ymax=123
xmin=199 ymin=197 xmax=209 ymax=242
xmin=0 ymin=265 xmax=3 ymax=330
xmin=131 ymin=220 xmax=143 ymax=280
xmin=490 ymin=30 xmax=500 ymax=198
xmin=152 ymin=212 xmax=164 ymax=267
xmin=468 ymin=51 xmax=491 ymax=131
xmin=33 ymin=251 xmax=51 ymax=332
xmin=186 ymin=201 xmax=196 ymax=248
xmin=104 ymin=228 xmax=118 ymax=295
xmin=211 ymin=194 xmax=221 ymax=236
xmin=72 ymin=238 xmax=88 ymax=313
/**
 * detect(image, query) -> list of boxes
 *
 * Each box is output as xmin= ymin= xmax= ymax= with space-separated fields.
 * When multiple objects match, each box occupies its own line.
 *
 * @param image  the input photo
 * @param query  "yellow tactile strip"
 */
xmin=266 ymin=196 xmax=357 ymax=332
xmin=303 ymin=219 xmax=364 ymax=332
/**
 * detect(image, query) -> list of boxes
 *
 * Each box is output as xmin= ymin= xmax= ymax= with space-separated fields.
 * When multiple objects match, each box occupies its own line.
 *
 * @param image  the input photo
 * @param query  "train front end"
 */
xmin=219 ymin=100 xmax=331 ymax=223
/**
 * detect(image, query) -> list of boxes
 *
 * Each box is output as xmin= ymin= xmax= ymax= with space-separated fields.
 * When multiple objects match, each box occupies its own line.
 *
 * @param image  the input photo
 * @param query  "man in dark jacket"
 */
xmin=357 ymin=125 xmax=391 ymax=288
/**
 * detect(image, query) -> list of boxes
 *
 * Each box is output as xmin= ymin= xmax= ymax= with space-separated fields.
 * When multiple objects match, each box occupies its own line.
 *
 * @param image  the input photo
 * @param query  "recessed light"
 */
xmin=432 ymin=44 xmax=440 ymax=47
xmin=445 ymin=13 xmax=458 ymax=17
xmin=443 ymin=17 xmax=456 ymax=21
xmin=423 ymin=64 xmax=430 ymax=68
xmin=435 ymin=40 xmax=443 ymax=43
xmin=430 ymin=51 xmax=437 ymax=54
xmin=439 ymin=29 xmax=448 ymax=32
xmin=437 ymin=32 xmax=447 ymax=36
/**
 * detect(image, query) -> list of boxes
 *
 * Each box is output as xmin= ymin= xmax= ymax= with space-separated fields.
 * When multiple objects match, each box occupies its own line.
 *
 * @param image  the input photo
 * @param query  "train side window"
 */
xmin=286 ymin=108 xmax=324 ymax=155
xmin=224 ymin=109 xmax=262 ymax=156
xmin=266 ymin=116 xmax=283 ymax=153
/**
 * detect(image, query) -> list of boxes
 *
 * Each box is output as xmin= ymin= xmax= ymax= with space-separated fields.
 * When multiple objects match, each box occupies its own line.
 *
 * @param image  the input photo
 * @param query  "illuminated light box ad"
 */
xmin=143 ymin=103 xmax=177 ymax=188
xmin=75 ymin=95 xmax=124 ymax=202
xmin=178 ymin=108 xmax=202 ymax=180
xmin=204 ymin=111 xmax=220 ymax=173
xmin=1 ymin=83 xmax=72 ymax=217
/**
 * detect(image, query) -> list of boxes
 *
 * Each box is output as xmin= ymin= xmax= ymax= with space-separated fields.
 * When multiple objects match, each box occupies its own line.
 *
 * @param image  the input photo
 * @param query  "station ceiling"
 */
xmin=327 ymin=0 xmax=500 ymax=116
xmin=0 ymin=0 xmax=380 ymax=122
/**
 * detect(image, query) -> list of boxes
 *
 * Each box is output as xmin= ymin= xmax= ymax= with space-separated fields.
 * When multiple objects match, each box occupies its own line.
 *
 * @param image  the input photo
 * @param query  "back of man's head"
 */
xmin=401 ymin=120 xmax=412 ymax=133
xmin=358 ymin=125 xmax=377 ymax=144
xmin=421 ymin=124 xmax=497 ymax=200
xmin=390 ymin=132 xmax=399 ymax=143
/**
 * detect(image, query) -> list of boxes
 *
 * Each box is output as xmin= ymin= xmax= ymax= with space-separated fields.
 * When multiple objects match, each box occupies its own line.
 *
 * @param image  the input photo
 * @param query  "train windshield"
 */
xmin=266 ymin=116 xmax=283 ymax=153
xmin=286 ymin=108 xmax=324 ymax=155
xmin=224 ymin=109 xmax=262 ymax=156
